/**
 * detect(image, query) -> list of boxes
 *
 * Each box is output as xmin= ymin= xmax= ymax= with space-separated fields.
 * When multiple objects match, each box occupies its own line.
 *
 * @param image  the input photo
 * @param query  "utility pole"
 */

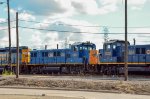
xmin=124 ymin=0 xmax=128 ymax=81
xmin=16 ymin=12 xmax=19 ymax=78
xmin=7 ymin=0 xmax=12 ymax=72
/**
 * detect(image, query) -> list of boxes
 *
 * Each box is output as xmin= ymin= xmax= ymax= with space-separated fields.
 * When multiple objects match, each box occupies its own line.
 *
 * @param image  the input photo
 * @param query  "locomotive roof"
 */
xmin=5 ymin=46 xmax=28 ymax=49
xmin=31 ymin=48 xmax=71 ymax=52
xmin=0 ymin=48 xmax=6 ymax=52
xmin=105 ymin=40 xmax=130 ymax=44
xmin=129 ymin=44 xmax=150 ymax=47
xmin=72 ymin=41 xmax=95 ymax=46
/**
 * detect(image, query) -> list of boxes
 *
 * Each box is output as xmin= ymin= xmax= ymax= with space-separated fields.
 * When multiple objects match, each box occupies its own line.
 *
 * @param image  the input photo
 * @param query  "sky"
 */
xmin=0 ymin=0 xmax=150 ymax=49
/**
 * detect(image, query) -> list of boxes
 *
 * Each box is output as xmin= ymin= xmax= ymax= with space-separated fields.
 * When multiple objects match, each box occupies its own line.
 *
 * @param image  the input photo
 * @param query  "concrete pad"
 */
xmin=0 ymin=88 xmax=149 ymax=99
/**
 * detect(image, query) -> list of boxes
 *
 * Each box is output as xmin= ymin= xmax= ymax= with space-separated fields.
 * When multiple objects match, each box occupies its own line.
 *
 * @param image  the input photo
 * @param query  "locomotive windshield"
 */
xmin=104 ymin=40 xmax=130 ymax=51
xmin=71 ymin=42 xmax=96 ymax=51
xmin=82 ymin=46 xmax=95 ymax=50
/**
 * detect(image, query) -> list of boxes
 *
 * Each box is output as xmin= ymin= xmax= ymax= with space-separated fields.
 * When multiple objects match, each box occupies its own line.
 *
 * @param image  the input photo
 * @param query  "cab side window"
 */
xmin=79 ymin=47 xmax=82 ymax=51
xmin=74 ymin=46 xmax=78 ymax=51
xmin=113 ymin=45 xmax=116 ymax=49
xmin=34 ymin=52 xmax=37 ymax=57
xmin=106 ymin=44 xmax=111 ymax=50
xmin=141 ymin=48 xmax=145 ymax=54
xmin=45 ymin=52 xmax=48 ymax=57
xmin=136 ymin=48 xmax=140 ymax=54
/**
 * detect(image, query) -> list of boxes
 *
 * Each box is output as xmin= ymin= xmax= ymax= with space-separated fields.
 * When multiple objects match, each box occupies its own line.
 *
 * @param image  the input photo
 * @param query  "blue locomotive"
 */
xmin=28 ymin=42 xmax=98 ymax=74
xmin=99 ymin=40 xmax=150 ymax=74
xmin=0 ymin=40 xmax=150 ymax=75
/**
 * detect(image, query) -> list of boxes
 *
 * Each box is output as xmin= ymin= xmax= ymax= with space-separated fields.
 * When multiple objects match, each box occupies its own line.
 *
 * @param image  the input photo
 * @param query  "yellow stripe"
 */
xmin=27 ymin=63 xmax=83 ymax=66
xmin=0 ymin=64 xmax=16 ymax=66
xmin=99 ymin=62 xmax=150 ymax=65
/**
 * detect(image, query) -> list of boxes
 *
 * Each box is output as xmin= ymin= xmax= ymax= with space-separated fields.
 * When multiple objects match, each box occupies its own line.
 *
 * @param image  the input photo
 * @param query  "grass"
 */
xmin=2 ymin=70 xmax=15 ymax=76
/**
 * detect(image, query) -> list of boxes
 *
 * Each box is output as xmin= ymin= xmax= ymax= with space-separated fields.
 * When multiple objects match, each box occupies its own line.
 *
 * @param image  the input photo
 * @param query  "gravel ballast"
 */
xmin=0 ymin=76 xmax=150 ymax=95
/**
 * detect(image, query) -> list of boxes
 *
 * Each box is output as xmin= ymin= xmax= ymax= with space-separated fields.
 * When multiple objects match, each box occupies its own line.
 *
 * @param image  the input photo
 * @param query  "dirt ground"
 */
xmin=0 ymin=95 xmax=82 ymax=99
xmin=0 ymin=76 xmax=150 ymax=95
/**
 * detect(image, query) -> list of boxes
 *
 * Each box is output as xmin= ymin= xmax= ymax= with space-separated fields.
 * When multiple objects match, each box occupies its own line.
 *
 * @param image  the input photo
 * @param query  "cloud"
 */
xmin=0 ymin=18 xmax=6 ymax=22
xmin=0 ymin=18 xmax=7 ymax=41
xmin=11 ymin=0 xmax=121 ymax=17
xmin=129 ymin=0 xmax=147 ymax=6
xmin=27 ymin=18 xmax=103 ymax=49
xmin=100 ymin=0 xmax=119 ymax=5
xmin=71 ymin=0 xmax=100 ymax=15
xmin=99 ymin=0 xmax=147 ymax=11
xmin=131 ymin=28 xmax=150 ymax=33
xmin=129 ymin=28 xmax=150 ymax=45
xmin=29 ymin=32 xmax=43 ymax=49
xmin=0 ymin=30 xmax=6 ymax=41
xmin=9 ymin=9 xmax=35 ymax=21
xmin=71 ymin=0 xmax=119 ymax=15
xmin=19 ymin=11 xmax=36 ymax=21
xmin=13 ymin=0 xmax=73 ymax=17
xmin=3 ymin=0 xmax=148 ymax=19
xmin=1 ymin=0 xmax=149 ymax=49
xmin=129 ymin=0 xmax=147 ymax=10
xmin=0 ymin=28 xmax=17 ymax=47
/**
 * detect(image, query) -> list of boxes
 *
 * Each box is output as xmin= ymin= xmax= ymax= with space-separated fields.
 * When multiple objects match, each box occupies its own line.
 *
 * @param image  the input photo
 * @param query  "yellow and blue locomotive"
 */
xmin=0 ymin=46 xmax=30 ymax=73
xmin=0 ymin=40 xmax=150 ymax=75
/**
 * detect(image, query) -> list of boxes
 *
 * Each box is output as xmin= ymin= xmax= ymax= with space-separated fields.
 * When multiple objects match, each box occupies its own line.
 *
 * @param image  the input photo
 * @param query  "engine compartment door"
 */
xmin=89 ymin=50 xmax=99 ymax=65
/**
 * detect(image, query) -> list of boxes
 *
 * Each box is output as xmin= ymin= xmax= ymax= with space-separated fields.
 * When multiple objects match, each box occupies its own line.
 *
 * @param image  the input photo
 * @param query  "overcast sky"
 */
xmin=0 ymin=0 xmax=150 ymax=49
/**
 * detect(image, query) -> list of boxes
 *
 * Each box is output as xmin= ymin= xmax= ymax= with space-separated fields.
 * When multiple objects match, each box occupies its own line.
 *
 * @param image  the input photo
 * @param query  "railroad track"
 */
xmin=14 ymin=74 xmax=150 ymax=81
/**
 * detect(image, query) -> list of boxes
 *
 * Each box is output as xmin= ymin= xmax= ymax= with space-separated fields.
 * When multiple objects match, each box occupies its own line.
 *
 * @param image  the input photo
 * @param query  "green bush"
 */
xmin=2 ymin=70 xmax=15 ymax=75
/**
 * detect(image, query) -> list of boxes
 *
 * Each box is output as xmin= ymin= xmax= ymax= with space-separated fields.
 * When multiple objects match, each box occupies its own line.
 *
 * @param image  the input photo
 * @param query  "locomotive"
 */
xmin=29 ymin=41 xmax=98 ymax=74
xmin=0 ymin=46 xmax=30 ymax=73
xmin=0 ymin=41 xmax=99 ymax=74
xmin=99 ymin=40 xmax=150 ymax=74
xmin=0 ymin=40 xmax=150 ymax=75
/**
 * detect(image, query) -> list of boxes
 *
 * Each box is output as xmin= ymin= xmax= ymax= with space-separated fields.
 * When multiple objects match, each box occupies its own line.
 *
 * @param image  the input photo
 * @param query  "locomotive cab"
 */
xmin=71 ymin=42 xmax=96 ymax=52
xmin=102 ymin=40 xmax=130 ymax=63
xmin=0 ymin=46 xmax=30 ymax=67
xmin=71 ymin=42 xmax=99 ymax=65
xmin=8 ymin=46 xmax=30 ymax=64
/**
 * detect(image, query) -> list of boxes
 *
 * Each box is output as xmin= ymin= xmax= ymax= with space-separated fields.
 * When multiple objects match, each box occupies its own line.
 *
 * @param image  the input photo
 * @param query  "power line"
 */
xmin=0 ymin=1 xmax=6 ymax=4
xmin=19 ymin=19 xmax=150 ymax=29
xmin=0 ymin=20 xmax=16 ymax=24
xmin=0 ymin=0 xmax=13 ymax=4
xmin=18 ymin=26 xmax=124 ymax=34
xmin=18 ymin=26 xmax=150 ymax=34
xmin=0 ymin=27 xmax=15 ymax=31
xmin=0 ymin=28 xmax=8 ymax=31
xmin=0 ymin=21 xmax=8 ymax=24
xmin=19 ymin=19 xmax=50 ymax=24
